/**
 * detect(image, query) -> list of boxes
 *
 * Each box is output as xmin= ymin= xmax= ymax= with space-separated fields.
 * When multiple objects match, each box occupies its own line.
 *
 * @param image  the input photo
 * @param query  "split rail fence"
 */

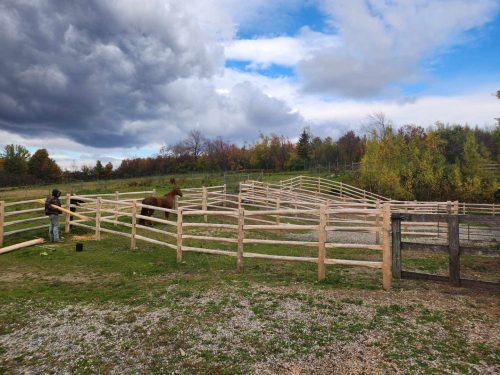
xmin=0 ymin=183 xmax=393 ymax=289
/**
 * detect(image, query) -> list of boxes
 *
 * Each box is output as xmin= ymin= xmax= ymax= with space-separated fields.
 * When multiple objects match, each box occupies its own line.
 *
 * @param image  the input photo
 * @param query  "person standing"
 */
xmin=45 ymin=188 xmax=63 ymax=242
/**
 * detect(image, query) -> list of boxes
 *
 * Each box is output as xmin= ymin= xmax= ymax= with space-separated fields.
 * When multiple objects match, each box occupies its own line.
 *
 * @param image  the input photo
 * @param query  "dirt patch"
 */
xmin=0 ymin=270 xmax=119 ymax=284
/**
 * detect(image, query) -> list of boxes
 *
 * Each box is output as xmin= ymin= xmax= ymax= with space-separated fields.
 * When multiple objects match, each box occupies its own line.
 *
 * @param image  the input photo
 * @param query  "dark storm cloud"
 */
xmin=0 ymin=0 xmax=223 ymax=147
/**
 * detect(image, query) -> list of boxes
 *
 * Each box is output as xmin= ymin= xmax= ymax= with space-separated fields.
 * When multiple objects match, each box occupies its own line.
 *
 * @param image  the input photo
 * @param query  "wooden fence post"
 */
xmin=382 ymin=202 xmax=392 ymax=290
xmin=391 ymin=213 xmax=402 ymax=280
xmin=238 ymin=193 xmax=242 ymax=210
xmin=237 ymin=208 xmax=244 ymax=271
xmin=318 ymin=205 xmax=327 ymax=281
xmin=114 ymin=191 xmax=119 ymax=224
xmin=339 ymin=182 xmax=343 ymax=198
xmin=95 ymin=197 xmax=102 ymax=241
xmin=375 ymin=200 xmax=381 ymax=244
xmin=448 ymin=213 xmax=460 ymax=287
xmin=276 ymin=198 xmax=280 ymax=225
xmin=130 ymin=203 xmax=137 ymax=249
xmin=202 ymin=186 xmax=208 ymax=223
xmin=174 ymin=195 xmax=179 ymax=210
xmin=177 ymin=207 xmax=183 ymax=262
xmin=0 ymin=201 xmax=4 ymax=248
xmin=223 ymin=184 xmax=227 ymax=207
xmin=65 ymin=193 xmax=71 ymax=233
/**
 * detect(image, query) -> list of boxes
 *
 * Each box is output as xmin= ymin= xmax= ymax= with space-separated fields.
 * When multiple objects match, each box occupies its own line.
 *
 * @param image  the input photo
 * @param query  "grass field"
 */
xmin=1 ymin=174 xmax=499 ymax=374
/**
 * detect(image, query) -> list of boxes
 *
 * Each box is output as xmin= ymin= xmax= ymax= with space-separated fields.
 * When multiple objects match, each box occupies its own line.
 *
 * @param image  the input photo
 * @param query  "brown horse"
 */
xmin=139 ymin=187 xmax=183 ymax=225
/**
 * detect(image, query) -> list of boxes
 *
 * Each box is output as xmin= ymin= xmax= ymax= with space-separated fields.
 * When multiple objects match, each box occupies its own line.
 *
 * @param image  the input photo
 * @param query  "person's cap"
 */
xmin=52 ymin=189 xmax=61 ymax=197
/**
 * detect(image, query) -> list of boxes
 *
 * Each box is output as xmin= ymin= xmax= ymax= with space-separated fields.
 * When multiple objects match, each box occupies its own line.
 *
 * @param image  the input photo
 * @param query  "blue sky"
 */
xmin=0 ymin=0 xmax=499 ymax=169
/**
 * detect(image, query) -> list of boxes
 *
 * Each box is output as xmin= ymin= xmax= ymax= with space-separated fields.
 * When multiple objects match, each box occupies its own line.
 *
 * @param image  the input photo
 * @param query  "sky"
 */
xmin=0 ymin=0 xmax=499 ymax=170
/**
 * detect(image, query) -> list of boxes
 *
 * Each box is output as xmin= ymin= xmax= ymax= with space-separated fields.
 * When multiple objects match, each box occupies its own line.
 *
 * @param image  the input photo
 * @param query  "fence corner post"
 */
xmin=0 ymin=201 xmax=4 ymax=248
xmin=391 ymin=212 xmax=402 ymax=280
xmin=448 ymin=213 xmax=460 ymax=287
xmin=382 ymin=202 xmax=392 ymax=290
xmin=237 ymin=208 xmax=244 ymax=271
xmin=176 ymin=207 xmax=183 ymax=263
xmin=317 ymin=204 xmax=327 ymax=281
xmin=65 ymin=193 xmax=71 ymax=233
xmin=130 ymin=202 xmax=137 ymax=250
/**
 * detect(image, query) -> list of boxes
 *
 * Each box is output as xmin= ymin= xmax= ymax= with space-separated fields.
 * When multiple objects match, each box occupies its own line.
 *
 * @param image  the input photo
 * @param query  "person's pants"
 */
xmin=49 ymin=214 xmax=59 ymax=242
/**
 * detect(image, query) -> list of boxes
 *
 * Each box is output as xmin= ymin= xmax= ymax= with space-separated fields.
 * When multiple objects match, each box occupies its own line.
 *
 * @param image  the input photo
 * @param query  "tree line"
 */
xmin=1 ymin=122 xmax=498 ymax=202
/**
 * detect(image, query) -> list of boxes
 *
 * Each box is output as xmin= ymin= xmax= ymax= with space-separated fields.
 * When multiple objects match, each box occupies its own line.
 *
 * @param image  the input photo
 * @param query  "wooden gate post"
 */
xmin=0 ymin=201 xmax=4 ymax=248
xmin=202 ymin=186 xmax=208 ymax=223
xmin=318 ymin=205 xmax=327 ymax=281
xmin=448 ymin=213 xmax=460 ymax=287
xmin=130 ymin=202 xmax=137 ymax=249
xmin=237 ymin=208 xmax=244 ymax=271
xmin=65 ymin=193 xmax=71 ymax=233
xmin=382 ymin=202 xmax=392 ymax=290
xmin=176 ymin=207 xmax=183 ymax=262
xmin=391 ymin=213 xmax=402 ymax=279
xmin=95 ymin=197 xmax=102 ymax=241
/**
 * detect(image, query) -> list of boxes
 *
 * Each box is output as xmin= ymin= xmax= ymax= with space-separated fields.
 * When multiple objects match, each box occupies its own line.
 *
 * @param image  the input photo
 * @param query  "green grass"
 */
xmin=1 ymin=173 xmax=499 ymax=373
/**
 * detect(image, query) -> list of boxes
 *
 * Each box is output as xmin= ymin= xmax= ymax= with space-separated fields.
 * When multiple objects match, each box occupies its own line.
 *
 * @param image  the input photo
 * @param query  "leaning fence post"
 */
xmin=130 ymin=202 xmax=137 ymax=249
xmin=448 ymin=213 xmax=460 ymax=287
xmin=202 ymin=186 xmax=208 ymax=223
xmin=237 ymin=208 xmax=244 ymax=271
xmin=177 ymin=207 xmax=183 ymax=262
xmin=317 ymin=205 xmax=327 ymax=281
xmin=391 ymin=213 xmax=402 ymax=280
xmin=65 ymin=193 xmax=71 ymax=233
xmin=382 ymin=202 xmax=392 ymax=290
xmin=95 ymin=197 xmax=102 ymax=241
xmin=0 ymin=201 xmax=4 ymax=248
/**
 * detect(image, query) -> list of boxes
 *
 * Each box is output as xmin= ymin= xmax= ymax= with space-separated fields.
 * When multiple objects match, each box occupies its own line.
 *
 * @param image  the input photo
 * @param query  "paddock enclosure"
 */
xmin=1 ymin=176 xmax=498 ymax=289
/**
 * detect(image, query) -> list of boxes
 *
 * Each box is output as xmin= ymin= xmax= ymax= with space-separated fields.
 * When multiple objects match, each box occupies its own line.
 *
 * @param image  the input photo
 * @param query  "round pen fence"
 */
xmin=1 ymin=176 xmax=497 ymax=290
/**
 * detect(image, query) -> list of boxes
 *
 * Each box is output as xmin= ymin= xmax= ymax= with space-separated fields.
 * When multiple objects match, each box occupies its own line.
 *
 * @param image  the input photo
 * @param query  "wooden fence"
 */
xmin=391 ymin=213 xmax=499 ymax=290
xmin=0 ymin=190 xmax=154 ymax=247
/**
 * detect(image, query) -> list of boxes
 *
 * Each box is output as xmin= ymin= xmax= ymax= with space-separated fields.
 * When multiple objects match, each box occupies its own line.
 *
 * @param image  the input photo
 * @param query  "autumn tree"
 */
xmin=1 ymin=144 xmax=30 ymax=175
xmin=27 ymin=149 xmax=61 ymax=182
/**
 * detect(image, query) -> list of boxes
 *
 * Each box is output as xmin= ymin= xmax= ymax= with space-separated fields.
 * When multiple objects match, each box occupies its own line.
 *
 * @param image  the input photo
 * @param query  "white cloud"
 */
xmin=225 ymin=28 xmax=339 ymax=67
xmin=298 ymin=0 xmax=499 ymax=97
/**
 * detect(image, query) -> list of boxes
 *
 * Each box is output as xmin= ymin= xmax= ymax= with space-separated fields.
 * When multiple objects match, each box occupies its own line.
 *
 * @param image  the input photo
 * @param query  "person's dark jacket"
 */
xmin=45 ymin=189 xmax=62 ymax=215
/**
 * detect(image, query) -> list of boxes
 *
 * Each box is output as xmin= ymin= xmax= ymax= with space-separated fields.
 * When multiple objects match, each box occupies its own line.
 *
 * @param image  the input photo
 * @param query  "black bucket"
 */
xmin=76 ymin=243 xmax=83 ymax=252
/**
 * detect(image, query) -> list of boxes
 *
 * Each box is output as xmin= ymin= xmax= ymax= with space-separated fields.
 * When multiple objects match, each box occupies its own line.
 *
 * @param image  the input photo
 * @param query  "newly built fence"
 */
xmin=1 ymin=176 xmax=497 ymax=290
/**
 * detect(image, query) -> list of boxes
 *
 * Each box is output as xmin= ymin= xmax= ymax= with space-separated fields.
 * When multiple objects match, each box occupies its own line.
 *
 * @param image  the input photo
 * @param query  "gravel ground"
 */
xmin=1 ymin=283 xmax=499 ymax=374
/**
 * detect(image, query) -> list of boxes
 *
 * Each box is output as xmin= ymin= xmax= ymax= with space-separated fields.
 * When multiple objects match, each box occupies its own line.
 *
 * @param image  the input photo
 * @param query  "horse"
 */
xmin=138 ymin=187 xmax=183 ymax=226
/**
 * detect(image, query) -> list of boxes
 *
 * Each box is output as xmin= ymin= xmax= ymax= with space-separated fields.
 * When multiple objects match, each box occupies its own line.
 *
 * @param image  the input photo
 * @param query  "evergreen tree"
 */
xmin=296 ymin=127 xmax=311 ymax=163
